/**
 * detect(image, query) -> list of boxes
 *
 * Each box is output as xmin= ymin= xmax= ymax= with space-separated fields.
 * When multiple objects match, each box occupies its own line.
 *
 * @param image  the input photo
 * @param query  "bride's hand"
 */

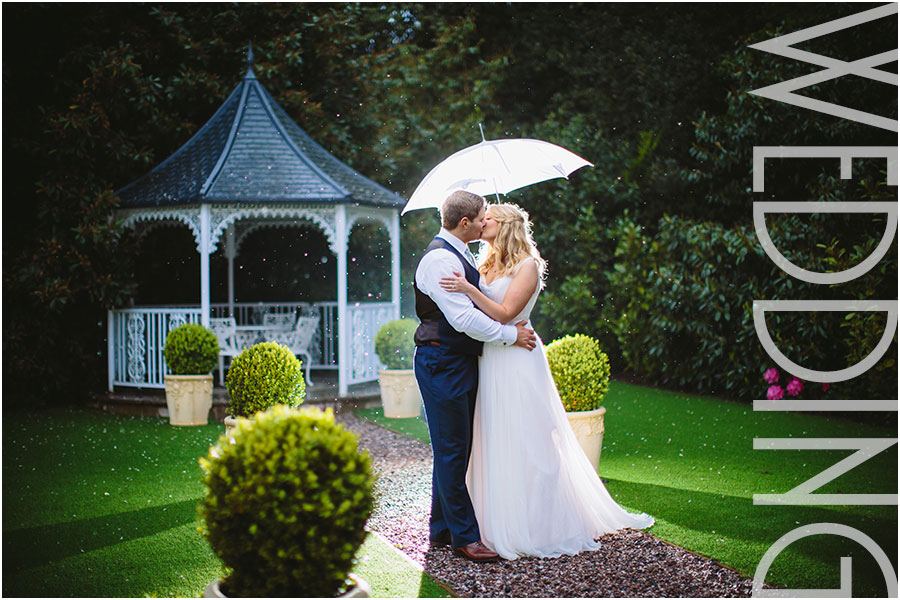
xmin=439 ymin=270 xmax=475 ymax=294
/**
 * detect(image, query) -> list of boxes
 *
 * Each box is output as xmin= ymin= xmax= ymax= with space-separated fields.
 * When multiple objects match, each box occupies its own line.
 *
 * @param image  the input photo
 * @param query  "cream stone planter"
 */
xmin=203 ymin=573 xmax=371 ymax=598
xmin=378 ymin=369 xmax=422 ymax=418
xmin=223 ymin=415 xmax=240 ymax=438
xmin=164 ymin=374 xmax=213 ymax=426
xmin=565 ymin=405 xmax=606 ymax=472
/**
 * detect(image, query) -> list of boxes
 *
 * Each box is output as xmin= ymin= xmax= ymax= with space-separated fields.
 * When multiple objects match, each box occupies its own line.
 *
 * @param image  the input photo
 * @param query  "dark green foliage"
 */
xmin=199 ymin=406 xmax=375 ymax=598
xmin=162 ymin=324 xmax=220 ymax=375
xmin=4 ymin=3 xmax=894 ymax=407
xmin=596 ymin=12 xmax=897 ymax=400
xmin=546 ymin=334 xmax=611 ymax=412
xmin=2 ymin=3 xmax=426 ymax=405
xmin=374 ymin=319 xmax=417 ymax=370
xmin=225 ymin=342 xmax=306 ymax=417
xmin=348 ymin=222 xmax=392 ymax=303
xmin=603 ymin=212 xmax=897 ymax=400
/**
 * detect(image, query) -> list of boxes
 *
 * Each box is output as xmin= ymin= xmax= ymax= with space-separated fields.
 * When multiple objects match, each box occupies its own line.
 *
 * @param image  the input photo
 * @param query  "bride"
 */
xmin=438 ymin=203 xmax=654 ymax=560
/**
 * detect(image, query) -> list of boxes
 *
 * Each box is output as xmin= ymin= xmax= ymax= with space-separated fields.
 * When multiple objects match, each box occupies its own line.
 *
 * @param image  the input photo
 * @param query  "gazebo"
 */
xmin=109 ymin=46 xmax=403 ymax=396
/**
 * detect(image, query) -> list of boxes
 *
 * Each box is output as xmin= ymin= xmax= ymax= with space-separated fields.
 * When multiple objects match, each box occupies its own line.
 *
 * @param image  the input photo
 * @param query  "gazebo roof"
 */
xmin=116 ymin=47 xmax=404 ymax=209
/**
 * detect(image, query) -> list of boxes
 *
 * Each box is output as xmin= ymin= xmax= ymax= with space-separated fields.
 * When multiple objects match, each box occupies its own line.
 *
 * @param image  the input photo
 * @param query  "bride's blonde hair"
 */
xmin=478 ymin=203 xmax=546 ymax=288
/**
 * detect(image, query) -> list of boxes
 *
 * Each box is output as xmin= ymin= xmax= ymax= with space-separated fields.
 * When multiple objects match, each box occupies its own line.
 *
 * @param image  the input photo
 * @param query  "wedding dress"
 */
xmin=466 ymin=258 xmax=654 ymax=560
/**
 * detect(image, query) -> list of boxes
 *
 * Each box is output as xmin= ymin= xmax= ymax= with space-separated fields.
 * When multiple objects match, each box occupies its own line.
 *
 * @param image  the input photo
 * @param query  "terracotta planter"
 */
xmin=203 ymin=573 xmax=371 ymax=598
xmin=378 ymin=369 xmax=422 ymax=418
xmin=164 ymin=374 xmax=213 ymax=426
xmin=565 ymin=405 xmax=606 ymax=472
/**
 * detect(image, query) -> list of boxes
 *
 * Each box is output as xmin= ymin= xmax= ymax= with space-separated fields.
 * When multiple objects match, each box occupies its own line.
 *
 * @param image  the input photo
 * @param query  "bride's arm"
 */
xmin=438 ymin=260 xmax=538 ymax=324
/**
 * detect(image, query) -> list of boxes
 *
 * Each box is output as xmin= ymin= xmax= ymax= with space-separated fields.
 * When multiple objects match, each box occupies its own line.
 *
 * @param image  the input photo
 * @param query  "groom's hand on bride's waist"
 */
xmin=513 ymin=321 xmax=536 ymax=351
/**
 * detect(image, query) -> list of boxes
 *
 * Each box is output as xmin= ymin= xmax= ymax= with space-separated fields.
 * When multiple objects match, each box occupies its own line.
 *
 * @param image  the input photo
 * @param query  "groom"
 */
xmin=412 ymin=190 xmax=536 ymax=563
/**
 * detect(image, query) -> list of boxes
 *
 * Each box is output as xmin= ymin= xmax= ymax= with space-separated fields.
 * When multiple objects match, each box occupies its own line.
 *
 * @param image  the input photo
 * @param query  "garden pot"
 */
xmin=203 ymin=573 xmax=371 ymax=598
xmin=223 ymin=415 xmax=240 ymax=438
xmin=163 ymin=374 xmax=213 ymax=426
xmin=565 ymin=405 xmax=606 ymax=472
xmin=378 ymin=369 xmax=423 ymax=418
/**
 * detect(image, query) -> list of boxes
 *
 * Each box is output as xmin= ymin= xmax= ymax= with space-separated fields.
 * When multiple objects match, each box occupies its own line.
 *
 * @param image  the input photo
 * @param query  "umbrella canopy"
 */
xmin=402 ymin=137 xmax=593 ymax=215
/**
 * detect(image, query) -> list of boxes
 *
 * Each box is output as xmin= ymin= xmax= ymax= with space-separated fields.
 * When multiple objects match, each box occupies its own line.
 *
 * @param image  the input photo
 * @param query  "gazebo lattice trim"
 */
xmin=120 ymin=204 xmax=345 ymax=254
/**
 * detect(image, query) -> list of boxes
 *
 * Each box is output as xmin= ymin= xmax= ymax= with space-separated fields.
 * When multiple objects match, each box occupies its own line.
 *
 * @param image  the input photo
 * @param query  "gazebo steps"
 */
xmin=90 ymin=372 xmax=381 ymax=421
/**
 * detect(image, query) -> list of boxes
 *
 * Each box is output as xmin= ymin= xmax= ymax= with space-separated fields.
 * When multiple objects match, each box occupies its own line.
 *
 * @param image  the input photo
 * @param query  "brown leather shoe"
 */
xmin=452 ymin=541 xmax=500 ymax=563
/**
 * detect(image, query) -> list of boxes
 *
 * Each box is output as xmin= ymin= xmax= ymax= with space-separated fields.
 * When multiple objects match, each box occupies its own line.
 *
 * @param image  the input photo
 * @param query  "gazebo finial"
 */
xmin=245 ymin=42 xmax=256 ymax=79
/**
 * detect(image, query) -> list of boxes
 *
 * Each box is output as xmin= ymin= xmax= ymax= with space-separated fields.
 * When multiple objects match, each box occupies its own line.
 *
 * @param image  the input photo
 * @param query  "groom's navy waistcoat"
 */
xmin=413 ymin=237 xmax=484 ymax=356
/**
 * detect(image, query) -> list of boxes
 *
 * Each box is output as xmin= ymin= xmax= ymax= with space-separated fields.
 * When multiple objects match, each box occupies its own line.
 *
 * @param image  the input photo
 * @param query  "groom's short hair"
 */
xmin=441 ymin=191 xmax=485 ymax=230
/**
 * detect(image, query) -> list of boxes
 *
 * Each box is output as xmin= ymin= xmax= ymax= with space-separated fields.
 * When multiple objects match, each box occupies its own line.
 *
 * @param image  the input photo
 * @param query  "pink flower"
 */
xmin=763 ymin=367 xmax=779 ymax=384
xmin=766 ymin=385 xmax=784 ymax=401
xmin=822 ymin=383 xmax=830 ymax=393
xmin=786 ymin=378 xmax=803 ymax=397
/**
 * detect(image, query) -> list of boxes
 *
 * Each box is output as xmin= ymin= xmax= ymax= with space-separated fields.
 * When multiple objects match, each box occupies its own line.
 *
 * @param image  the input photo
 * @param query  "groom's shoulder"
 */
xmin=425 ymin=236 xmax=453 ymax=253
xmin=420 ymin=236 xmax=452 ymax=259
xmin=427 ymin=236 xmax=446 ymax=248
xmin=416 ymin=244 xmax=462 ymax=278
xmin=418 ymin=245 xmax=454 ymax=267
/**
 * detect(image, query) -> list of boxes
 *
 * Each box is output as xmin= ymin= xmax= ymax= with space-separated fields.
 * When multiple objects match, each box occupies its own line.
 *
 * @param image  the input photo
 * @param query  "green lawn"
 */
xmin=356 ymin=406 xmax=431 ymax=444
xmin=2 ymin=408 xmax=450 ymax=598
xmin=4 ymin=386 xmax=894 ymax=597
xmin=357 ymin=381 xmax=898 ymax=597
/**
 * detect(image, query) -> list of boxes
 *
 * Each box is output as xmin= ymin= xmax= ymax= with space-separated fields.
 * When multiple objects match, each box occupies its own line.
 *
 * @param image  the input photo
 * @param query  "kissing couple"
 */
xmin=413 ymin=190 xmax=654 ymax=562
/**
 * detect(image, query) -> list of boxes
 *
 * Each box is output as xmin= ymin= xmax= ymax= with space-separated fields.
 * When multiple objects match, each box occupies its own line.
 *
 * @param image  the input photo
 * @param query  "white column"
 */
xmin=200 ymin=204 xmax=211 ymax=328
xmin=391 ymin=209 xmax=401 ymax=320
xmin=225 ymin=224 xmax=236 ymax=318
xmin=107 ymin=309 xmax=115 ymax=391
xmin=336 ymin=205 xmax=349 ymax=396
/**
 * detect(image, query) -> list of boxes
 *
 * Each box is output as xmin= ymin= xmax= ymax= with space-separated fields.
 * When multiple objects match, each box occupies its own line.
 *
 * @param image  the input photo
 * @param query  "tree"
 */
xmin=600 ymin=6 xmax=897 ymax=399
xmin=5 ymin=3 xmax=892 ymax=404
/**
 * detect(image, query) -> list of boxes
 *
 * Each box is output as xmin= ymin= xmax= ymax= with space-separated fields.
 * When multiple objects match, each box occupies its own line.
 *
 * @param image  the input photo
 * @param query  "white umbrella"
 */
xmin=401 ymin=131 xmax=593 ymax=215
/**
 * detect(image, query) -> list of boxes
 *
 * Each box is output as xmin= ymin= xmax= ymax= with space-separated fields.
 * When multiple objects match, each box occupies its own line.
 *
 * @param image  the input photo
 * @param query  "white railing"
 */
xmin=211 ymin=302 xmax=338 ymax=368
xmin=108 ymin=307 xmax=202 ymax=389
xmin=108 ymin=301 xmax=391 ymax=390
xmin=346 ymin=302 xmax=395 ymax=386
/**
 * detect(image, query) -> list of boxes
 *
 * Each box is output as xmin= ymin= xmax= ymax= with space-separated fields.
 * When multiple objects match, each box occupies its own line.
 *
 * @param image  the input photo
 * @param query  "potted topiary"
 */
xmin=374 ymin=318 xmax=421 ymax=418
xmin=200 ymin=405 xmax=375 ymax=598
xmin=546 ymin=333 xmax=611 ymax=471
xmin=162 ymin=323 xmax=220 ymax=426
xmin=223 ymin=342 xmax=305 ymax=436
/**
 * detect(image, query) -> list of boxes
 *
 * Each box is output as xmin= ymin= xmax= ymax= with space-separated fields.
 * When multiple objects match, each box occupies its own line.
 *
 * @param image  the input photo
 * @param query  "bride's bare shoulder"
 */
xmin=513 ymin=257 xmax=538 ymax=274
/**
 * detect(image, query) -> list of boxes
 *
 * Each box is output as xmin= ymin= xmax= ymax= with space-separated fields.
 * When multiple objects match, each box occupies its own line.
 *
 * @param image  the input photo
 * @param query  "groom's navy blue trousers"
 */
xmin=414 ymin=344 xmax=480 ymax=548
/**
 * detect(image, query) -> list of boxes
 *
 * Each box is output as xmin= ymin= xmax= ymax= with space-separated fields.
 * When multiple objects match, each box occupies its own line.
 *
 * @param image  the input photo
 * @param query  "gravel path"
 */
xmin=338 ymin=412 xmax=758 ymax=598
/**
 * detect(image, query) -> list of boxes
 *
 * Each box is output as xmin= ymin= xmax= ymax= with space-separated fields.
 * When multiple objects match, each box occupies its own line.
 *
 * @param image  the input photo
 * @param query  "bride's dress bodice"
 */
xmin=479 ymin=259 xmax=540 ymax=325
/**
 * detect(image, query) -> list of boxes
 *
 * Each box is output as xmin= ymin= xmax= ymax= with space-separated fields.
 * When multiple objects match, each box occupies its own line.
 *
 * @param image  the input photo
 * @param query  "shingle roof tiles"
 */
xmin=116 ymin=67 xmax=404 ymax=209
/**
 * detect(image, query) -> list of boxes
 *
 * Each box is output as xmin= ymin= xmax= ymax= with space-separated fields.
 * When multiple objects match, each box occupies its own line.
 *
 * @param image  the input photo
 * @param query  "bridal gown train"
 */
xmin=466 ymin=258 xmax=654 ymax=560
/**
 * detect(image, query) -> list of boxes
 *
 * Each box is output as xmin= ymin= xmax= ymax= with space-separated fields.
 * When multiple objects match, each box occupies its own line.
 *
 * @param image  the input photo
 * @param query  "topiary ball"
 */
xmin=163 ymin=323 xmax=220 ymax=375
xmin=199 ymin=405 xmax=375 ymax=598
xmin=374 ymin=319 xmax=417 ymax=370
xmin=546 ymin=334 xmax=611 ymax=412
xmin=225 ymin=342 xmax=305 ymax=417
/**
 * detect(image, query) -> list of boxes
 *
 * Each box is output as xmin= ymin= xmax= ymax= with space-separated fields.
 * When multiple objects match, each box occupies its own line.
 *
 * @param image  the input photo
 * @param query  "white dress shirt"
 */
xmin=415 ymin=229 xmax=517 ymax=346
